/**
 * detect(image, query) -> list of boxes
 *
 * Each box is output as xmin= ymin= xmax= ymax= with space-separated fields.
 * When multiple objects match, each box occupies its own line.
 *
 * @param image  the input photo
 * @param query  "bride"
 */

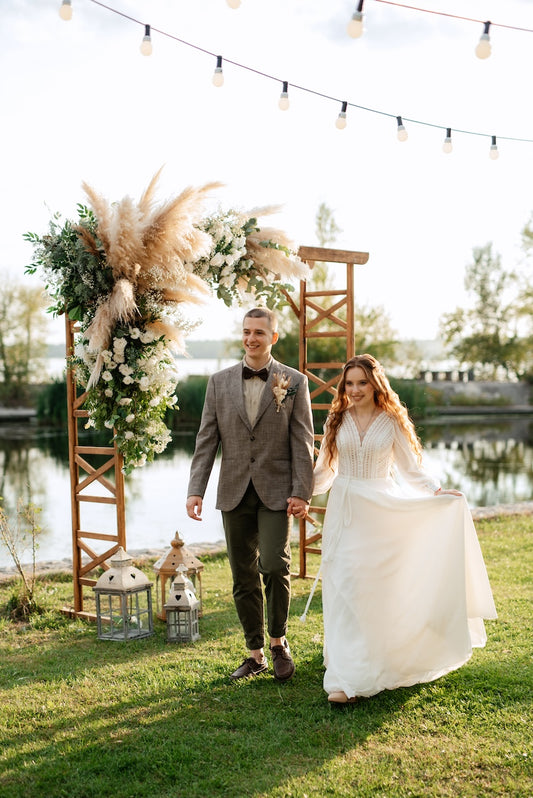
xmin=312 ymin=354 xmax=497 ymax=704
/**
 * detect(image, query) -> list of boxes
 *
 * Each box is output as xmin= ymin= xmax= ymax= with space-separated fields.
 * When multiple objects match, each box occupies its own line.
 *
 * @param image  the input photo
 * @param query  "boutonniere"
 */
xmin=272 ymin=372 xmax=298 ymax=412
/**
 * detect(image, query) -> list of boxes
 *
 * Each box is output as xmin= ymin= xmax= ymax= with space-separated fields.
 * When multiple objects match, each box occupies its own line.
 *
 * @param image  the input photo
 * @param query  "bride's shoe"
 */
xmin=328 ymin=691 xmax=357 ymax=704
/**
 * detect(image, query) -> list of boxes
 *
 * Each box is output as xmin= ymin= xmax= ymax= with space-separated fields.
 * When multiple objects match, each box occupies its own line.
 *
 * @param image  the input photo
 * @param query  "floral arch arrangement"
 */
xmin=24 ymin=171 xmax=310 ymax=474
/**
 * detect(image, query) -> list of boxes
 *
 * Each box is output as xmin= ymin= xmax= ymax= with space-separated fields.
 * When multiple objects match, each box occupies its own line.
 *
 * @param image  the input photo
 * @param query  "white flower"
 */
xmin=104 ymin=420 xmax=114 ymax=429
xmin=119 ymin=397 xmax=132 ymax=406
xmin=210 ymin=252 xmax=225 ymax=268
xmin=118 ymin=364 xmax=133 ymax=376
xmin=123 ymin=376 xmax=134 ymax=385
xmin=102 ymin=371 xmax=113 ymax=382
xmin=272 ymin=372 xmax=291 ymax=413
xmin=149 ymin=397 xmax=160 ymax=407
xmin=129 ymin=328 xmax=141 ymax=339
xmin=124 ymin=431 xmax=134 ymax=440
xmin=125 ymin=413 xmax=135 ymax=423
xmin=104 ymin=388 xmax=113 ymax=397
xmin=138 ymin=376 xmax=150 ymax=391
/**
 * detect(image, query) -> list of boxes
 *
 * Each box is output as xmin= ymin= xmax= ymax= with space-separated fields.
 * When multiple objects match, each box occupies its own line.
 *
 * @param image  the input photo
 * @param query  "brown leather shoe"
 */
xmin=270 ymin=640 xmax=295 ymax=682
xmin=229 ymin=657 xmax=268 ymax=680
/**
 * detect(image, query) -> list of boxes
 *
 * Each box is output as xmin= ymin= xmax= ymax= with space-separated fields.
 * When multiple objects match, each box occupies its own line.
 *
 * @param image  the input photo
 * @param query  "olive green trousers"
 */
xmin=222 ymin=481 xmax=291 ymax=651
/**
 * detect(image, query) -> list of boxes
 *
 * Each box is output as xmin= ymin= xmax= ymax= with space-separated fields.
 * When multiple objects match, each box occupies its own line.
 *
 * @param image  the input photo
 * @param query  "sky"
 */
xmin=3 ymin=0 xmax=533 ymax=345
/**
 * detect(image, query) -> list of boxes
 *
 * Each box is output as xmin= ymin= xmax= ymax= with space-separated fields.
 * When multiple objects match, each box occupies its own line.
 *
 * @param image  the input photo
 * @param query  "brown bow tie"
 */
xmin=243 ymin=366 xmax=269 ymax=381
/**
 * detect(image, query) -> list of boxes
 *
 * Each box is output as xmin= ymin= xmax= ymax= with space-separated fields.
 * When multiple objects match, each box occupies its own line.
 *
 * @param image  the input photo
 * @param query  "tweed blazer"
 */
xmin=187 ymin=358 xmax=314 ymax=512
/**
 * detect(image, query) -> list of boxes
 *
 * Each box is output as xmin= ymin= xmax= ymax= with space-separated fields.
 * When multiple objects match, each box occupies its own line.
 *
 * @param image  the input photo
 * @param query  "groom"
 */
xmin=186 ymin=307 xmax=314 ymax=681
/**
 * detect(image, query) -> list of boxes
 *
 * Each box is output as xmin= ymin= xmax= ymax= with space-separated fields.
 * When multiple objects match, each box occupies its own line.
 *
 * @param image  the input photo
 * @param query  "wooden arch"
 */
xmin=62 ymin=245 xmax=368 ymax=617
xmin=288 ymin=246 xmax=369 ymax=578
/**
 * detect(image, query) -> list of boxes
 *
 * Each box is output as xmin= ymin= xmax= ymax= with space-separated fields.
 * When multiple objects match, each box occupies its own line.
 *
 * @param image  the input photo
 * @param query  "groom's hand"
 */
xmin=186 ymin=495 xmax=203 ymax=521
xmin=287 ymin=497 xmax=309 ymax=518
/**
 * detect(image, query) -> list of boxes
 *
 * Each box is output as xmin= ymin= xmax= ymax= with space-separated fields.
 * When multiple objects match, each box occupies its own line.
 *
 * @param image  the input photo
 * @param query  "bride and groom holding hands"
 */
xmin=186 ymin=308 xmax=496 ymax=703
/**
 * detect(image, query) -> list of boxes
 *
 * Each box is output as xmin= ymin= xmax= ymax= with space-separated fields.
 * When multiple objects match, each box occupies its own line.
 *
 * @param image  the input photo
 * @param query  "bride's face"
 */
xmin=344 ymin=366 xmax=375 ymax=411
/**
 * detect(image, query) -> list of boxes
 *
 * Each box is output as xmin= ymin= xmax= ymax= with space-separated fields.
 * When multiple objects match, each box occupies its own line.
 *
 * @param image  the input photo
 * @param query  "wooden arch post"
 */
xmin=62 ymin=317 xmax=126 ymax=620
xmin=288 ymin=245 xmax=369 ymax=578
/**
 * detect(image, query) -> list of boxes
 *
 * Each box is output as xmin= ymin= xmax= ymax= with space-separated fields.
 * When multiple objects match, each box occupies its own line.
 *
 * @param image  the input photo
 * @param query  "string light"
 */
xmin=396 ymin=116 xmax=408 ymax=142
xmin=475 ymin=21 xmax=491 ymax=59
xmin=226 ymin=0 xmax=241 ymax=7
xmin=59 ymin=0 xmax=72 ymax=21
xmin=489 ymin=135 xmax=499 ymax=160
xmin=140 ymin=24 xmax=152 ymax=56
xmin=335 ymin=101 xmax=348 ymax=129
xmin=68 ymin=0 xmax=533 ymax=156
xmin=278 ymin=81 xmax=290 ymax=111
xmin=347 ymin=0 xmax=364 ymax=38
xmin=212 ymin=55 xmax=224 ymax=87
xmin=443 ymin=128 xmax=453 ymax=154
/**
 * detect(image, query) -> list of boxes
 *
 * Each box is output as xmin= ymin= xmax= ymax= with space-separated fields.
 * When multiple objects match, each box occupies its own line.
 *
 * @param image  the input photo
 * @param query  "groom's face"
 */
xmin=242 ymin=316 xmax=279 ymax=365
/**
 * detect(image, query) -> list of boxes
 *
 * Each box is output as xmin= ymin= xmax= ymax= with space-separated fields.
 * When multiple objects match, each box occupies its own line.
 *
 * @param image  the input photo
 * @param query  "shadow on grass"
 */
xmin=1 ymin=613 xmax=523 ymax=798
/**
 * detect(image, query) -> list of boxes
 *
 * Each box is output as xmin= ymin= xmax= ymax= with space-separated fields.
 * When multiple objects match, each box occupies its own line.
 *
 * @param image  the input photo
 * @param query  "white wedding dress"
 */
xmin=313 ymin=411 xmax=497 ymax=699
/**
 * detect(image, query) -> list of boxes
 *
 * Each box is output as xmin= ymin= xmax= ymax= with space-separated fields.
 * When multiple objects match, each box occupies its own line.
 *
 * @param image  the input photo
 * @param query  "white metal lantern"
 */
xmin=93 ymin=547 xmax=154 ymax=641
xmin=153 ymin=531 xmax=204 ymax=620
xmin=164 ymin=564 xmax=200 ymax=643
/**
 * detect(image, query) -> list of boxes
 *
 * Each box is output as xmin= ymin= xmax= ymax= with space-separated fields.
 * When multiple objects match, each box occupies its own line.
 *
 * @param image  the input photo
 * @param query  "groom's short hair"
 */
xmin=243 ymin=307 xmax=278 ymax=332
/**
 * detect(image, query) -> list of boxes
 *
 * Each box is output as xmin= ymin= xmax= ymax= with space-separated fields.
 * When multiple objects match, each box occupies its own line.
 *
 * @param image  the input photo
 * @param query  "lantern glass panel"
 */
xmin=166 ymin=606 xmax=200 ymax=642
xmin=95 ymin=588 xmax=153 ymax=641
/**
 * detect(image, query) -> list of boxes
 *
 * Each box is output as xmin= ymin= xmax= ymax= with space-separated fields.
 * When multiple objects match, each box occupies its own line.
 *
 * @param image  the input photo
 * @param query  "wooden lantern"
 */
xmin=93 ymin=547 xmax=153 ymax=641
xmin=164 ymin=565 xmax=200 ymax=643
xmin=153 ymin=531 xmax=204 ymax=620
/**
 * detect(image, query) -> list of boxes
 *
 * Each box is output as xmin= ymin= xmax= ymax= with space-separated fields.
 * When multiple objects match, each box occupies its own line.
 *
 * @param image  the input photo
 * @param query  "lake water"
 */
xmin=0 ymin=412 xmax=532 ymax=569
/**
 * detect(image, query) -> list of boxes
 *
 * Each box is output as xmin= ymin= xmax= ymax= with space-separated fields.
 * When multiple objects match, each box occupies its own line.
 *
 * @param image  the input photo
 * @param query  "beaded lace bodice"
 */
xmin=313 ymin=411 xmax=439 ymax=495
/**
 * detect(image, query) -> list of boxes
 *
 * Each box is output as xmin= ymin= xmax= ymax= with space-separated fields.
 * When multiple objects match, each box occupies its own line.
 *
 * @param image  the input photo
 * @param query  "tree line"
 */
xmin=2 ymin=205 xmax=533 ymax=407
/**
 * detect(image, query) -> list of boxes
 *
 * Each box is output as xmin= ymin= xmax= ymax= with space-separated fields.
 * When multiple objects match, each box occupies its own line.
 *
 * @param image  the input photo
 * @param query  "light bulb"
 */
xmin=212 ymin=55 xmax=224 ymax=87
xmin=227 ymin=0 xmax=241 ymax=7
xmin=489 ymin=135 xmax=499 ymax=160
xmin=475 ymin=21 xmax=491 ymax=59
xmin=278 ymin=81 xmax=289 ymax=111
xmin=347 ymin=13 xmax=363 ymax=38
xmin=140 ymin=24 xmax=152 ymax=56
xmin=336 ymin=101 xmax=348 ymax=129
xmin=59 ymin=0 xmax=72 ymax=20
xmin=396 ymin=116 xmax=408 ymax=142
xmin=443 ymin=128 xmax=452 ymax=154
xmin=347 ymin=1 xmax=364 ymax=38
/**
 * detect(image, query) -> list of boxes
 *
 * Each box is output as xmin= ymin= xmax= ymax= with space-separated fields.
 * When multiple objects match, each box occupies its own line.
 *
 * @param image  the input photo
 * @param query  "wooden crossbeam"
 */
xmin=63 ymin=316 xmax=126 ymax=619
xmin=292 ymin=244 xmax=368 ymax=578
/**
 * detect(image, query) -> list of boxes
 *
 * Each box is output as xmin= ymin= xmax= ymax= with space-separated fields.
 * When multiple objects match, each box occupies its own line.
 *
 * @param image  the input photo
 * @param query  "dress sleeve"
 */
xmin=392 ymin=421 xmax=440 ymax=494
xmin=312 ymin=425 xmax=338 ymax=495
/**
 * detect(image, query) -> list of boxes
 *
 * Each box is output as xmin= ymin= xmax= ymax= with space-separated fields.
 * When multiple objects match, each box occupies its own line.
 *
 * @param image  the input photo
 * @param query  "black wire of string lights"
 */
xmin=58 ymin=0 xmax=533 ymax=156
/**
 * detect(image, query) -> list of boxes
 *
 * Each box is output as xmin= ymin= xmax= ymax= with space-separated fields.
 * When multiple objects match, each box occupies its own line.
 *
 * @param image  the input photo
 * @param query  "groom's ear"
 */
xmin=271 ymin=331 xmax=279 ymax=345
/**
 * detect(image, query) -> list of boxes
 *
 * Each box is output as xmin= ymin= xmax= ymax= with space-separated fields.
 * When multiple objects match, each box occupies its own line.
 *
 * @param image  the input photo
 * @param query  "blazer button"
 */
xmin=250 ymin=435 xmax=255 ymax=441
xmin=250 ymin=457 xmax=255 ymax=463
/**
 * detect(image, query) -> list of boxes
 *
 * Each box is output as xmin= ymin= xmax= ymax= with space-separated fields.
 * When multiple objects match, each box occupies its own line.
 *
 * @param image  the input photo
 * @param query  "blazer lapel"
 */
xmin=252 ymin=359 xmax=280 ymax=428
xmin=229 ymin=364 xmax=251 ymax=430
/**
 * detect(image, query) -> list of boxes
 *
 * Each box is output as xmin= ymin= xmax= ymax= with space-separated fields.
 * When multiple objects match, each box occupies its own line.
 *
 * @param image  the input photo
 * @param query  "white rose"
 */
xmin=102 ymin=371 xmax=113 ymax=382
xmin=125 ymin=414 xmax=135 ymax=423
xmin=124 ymin=431 xmax=134 ymax=440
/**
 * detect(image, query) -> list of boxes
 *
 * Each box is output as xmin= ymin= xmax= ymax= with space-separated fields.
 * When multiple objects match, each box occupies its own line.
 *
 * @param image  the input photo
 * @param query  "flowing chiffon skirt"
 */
xmin=321 ymin=477 xmax=497 ymax=699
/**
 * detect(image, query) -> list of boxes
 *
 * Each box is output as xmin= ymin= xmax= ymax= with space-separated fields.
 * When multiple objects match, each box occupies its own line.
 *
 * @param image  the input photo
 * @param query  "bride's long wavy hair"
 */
xmin=322 ymin=353 xmax=423 ymax=467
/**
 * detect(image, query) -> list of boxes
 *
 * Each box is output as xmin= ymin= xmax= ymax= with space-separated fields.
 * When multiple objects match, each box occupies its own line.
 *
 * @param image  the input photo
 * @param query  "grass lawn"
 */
xmin=0 ymin=515 xmax=531 ymax=798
